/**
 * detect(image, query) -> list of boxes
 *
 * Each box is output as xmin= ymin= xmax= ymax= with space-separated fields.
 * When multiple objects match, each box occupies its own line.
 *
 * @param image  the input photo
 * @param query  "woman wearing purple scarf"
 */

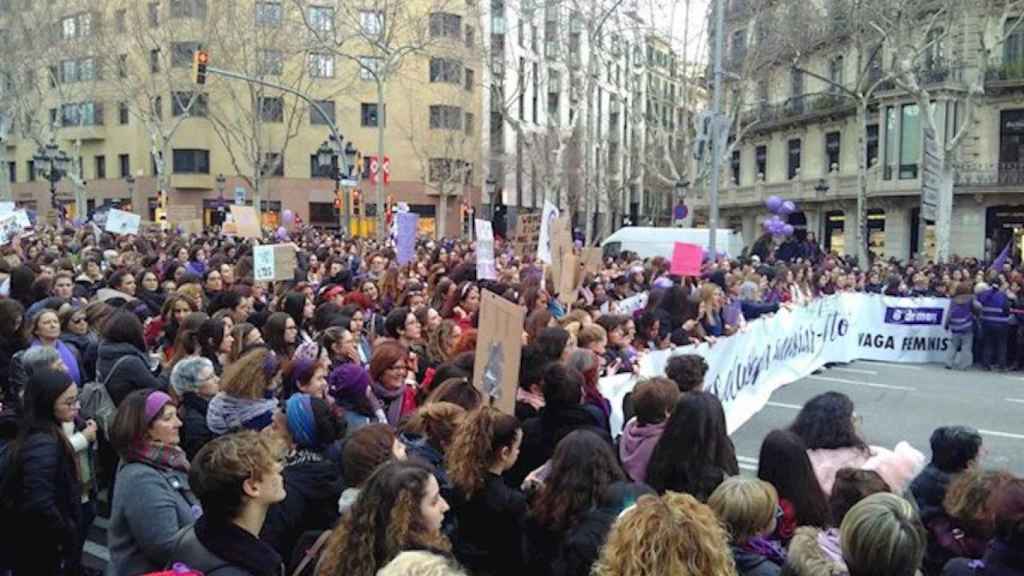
xmin=30 ymin=309 xmax=82 ymax=385
xmin=709 ymin=477 xmax=787 ymax=576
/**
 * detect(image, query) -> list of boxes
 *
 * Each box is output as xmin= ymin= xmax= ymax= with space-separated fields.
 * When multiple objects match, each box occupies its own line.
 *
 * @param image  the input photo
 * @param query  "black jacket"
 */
xmin=97 ymin=341 xmax=167 ymax=406
xmin=0 ymin=337 xmax=27 ymax=406
xmin=912 ymin=464 xmax=953 ymax=525
xmin=171 ymin=517 xmax=284 ymax=576
xmin=260 ymin=451 xmax=343 ymax=565
xmin=944 ymin=541 xmax=1024 ymax=576
xmin=551 ymin=505 xmax=617 ymax=576
xmin=450 ymin=473 xmax=528 ymax=576
xmin=8 ymin=431 xmax=82 ymax=576
xmin=741 ymin=300 xmax=780 ymax=322
xmin=505 ymin=405 xmax=608 ymax=488
xmin=180 ymin=392 xmax=216 ymax=462
xmin=732 ymin=546 xmax=782 ymax=576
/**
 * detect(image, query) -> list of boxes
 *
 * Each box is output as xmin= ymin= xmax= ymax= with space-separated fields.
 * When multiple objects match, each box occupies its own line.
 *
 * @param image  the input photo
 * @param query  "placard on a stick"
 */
xmin=472 ymin=290 xmax=525 ymax=414
xmin=549 ymin=216 xmax=575 ymax=295
xmin=512 ymin=213 xmax=541 ymax=260
xmin=228 ymin=205 xmax=262 ymax=239
xmin=253 ymin=244 xmax=298 ymax=281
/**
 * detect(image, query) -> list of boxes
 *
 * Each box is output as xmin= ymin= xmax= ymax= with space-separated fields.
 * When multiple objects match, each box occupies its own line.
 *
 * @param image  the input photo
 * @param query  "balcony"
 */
xmin=170 ymin=173 xmax=214 ymax=190
xmin=743 ymin=91 xmax=855 ymax=132
xmin=953 ymin=162 xmax=1024 ymax=188
xmin=985 ymin=61 xmax=1024 ymax=88
xmin=62 ymin=124 xmax=106 ymax=142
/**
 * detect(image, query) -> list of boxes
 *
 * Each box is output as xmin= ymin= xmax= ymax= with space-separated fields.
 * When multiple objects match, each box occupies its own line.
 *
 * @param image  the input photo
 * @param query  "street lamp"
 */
xmin=318 ymin=136 xmax=358 ymax=234
xmin=33 ymin=141 xmax=72 ymax=219
xmin=215 ymin=173 xmax=227 ymax=222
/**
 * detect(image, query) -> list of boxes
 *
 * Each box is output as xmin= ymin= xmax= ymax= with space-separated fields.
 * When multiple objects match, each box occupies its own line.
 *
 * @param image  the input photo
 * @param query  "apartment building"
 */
xmin=691 ymin=0 xmax=1024 ymax=261
xmin=0 ymin=0 xmax=482 ymax=236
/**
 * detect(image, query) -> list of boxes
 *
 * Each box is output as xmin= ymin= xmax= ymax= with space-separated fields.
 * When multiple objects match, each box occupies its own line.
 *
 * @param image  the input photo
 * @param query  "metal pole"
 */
xmin=708 ymin=0 xmax=725 ymax=256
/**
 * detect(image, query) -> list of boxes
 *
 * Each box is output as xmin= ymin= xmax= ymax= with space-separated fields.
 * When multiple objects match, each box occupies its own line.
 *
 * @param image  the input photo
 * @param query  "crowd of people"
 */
xmin=0 ymin=220 xmax=1019 ymax=576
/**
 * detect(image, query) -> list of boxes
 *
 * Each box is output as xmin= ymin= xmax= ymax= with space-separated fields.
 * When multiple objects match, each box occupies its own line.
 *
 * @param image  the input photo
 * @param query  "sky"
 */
xmin=645 ymin=0 xmax=711 ymax=64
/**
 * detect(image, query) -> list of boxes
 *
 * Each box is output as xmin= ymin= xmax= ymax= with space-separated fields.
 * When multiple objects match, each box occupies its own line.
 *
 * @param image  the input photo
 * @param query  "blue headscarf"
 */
xmin=286 ymin=393 xmax=317 ymax=449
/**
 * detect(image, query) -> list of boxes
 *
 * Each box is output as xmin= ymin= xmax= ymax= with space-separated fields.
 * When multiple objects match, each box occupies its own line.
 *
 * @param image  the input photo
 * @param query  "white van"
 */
xmin=600 ymin=227 xmax=745 ymax=260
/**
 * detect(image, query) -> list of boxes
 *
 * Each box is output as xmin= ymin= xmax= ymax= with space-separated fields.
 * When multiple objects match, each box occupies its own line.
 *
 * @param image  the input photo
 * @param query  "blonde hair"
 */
xmin=840 ymin=493 xmax=926 ymax=576
xmin=592 ymin=492 xmax=736 ymax=576
xmin=376 ymin=551 xmax=468 ymax=576
xmin=577 ymin=324 xmax=607 ymax=350
xmin=221 ymin=348 xmax=278 ymax=400
xmin=707 ymin=477 xmax=778 ymax=543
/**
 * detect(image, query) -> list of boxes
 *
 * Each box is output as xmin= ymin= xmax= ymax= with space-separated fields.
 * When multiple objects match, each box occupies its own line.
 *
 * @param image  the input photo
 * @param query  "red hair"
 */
xmin=450 ymin=329 xmax=478 ymax=356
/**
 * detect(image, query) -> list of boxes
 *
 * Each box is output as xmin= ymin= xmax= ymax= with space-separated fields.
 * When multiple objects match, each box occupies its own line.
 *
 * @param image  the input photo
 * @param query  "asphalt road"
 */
xmin=731 ymin=360 xmax=1024 ymax=476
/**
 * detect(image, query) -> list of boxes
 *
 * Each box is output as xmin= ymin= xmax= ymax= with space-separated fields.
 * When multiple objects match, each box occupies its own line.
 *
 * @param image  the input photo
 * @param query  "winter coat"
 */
xmin=742 ymin=300 xmax=780 ymax=322
xmin=180 ymin=392 xmax=216 ymax=462
xmin=732 ymin=545 xmax=782 ymax=576
xmin=785 ymin=527 xmax=847 ymax=576
xmin=97 ymin=341 xmax=167 ymax=406
xmin=944 ymin=541 xmax=1024 ymax=576
xmin=551 ymin=505 xmax=619 ymax=576
xmin=0 ymin=336 xmax=26 ymax=406
xmin=504 ymin=405 xmax=609 ymax=489
xmin=108 ymin=461 xmax=199 ymax=576
xmin=7 ymin=431 xmax=82 ymax=576
xmin=60 ymin=331 xmax=96 ymax=380
xmin=450 ymin=473 xmax=528 ymax=576
xmin=807 ymin=442 xmax=925 ymax=495
xmin=911 ymin=464 xmax=953 ymax=525
xmin=618 ymin=418 xmax=665 ymax=483
xmin=260 ymin=451 xmax=343 ymax=565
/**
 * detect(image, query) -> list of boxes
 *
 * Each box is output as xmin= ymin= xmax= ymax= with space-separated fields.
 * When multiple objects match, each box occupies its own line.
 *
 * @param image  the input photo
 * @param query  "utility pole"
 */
xmin=708 ymin=0 xmax=725 ymax=256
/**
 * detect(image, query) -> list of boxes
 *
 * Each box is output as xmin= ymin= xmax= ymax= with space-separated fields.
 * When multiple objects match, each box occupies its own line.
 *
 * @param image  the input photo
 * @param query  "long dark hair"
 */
xmin=789 ymin=391 xmax=868 ymax=451
xmin=103 ymin=309 xmax=148 ymax=353
xmin=757 ymin=429 xmax=832 ymax=528
xmin=530 ymin=429 xmax=625 ymax=533
xmin=263 ymin=311 xmax=294 ymax=358
xmin=281 ymin=292 xmax=308 ymax=332
xmin=645 ymin=392 xmax=739 ymax=500
xmin=3 ymin=369 xmax=78 ymax=497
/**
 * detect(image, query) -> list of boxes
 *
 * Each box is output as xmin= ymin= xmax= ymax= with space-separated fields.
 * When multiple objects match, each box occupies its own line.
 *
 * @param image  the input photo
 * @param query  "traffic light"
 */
xmin=352 ymin=189 xmax=361 ymax=213
xmin=193 ymin=49 xmax=209 ymax=85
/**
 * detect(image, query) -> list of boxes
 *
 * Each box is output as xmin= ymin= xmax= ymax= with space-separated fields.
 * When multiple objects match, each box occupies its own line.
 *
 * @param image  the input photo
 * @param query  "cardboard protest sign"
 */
xmin=575 ymin=247 xmax=603 ymax=287
xmin=537 ymin=200 xmax=560 ymax=264
xmin=475 ymin=219 xmax=497 ymax=280
xmin=253 ymin=243 xmax=298 ymax=282
xmin=105 ymin=209 xmax=141 ymax=235
xmin=166 ymin=205 xmax=198 ymax=224
xmin=177 ymin=219 xmax=204 ymax=236
xmin=0 ymin=213 xmax=19 ymax=245
xmin=512 ymin=212 xmax=541 ymax=260
xmin=670 ymin=242 xmax=703 ymax=277
xmin=549 ymin=217 xmax=575 ymax=296
xmin=395 ymin=212 xmax=418 ymax=265
xmin=228 ymin=205 xmax=261 ymax=238
xmin=12 ymin=210 xmax=31 ymax=230
xmin=472 ymin=290 xmax=525 ymax=414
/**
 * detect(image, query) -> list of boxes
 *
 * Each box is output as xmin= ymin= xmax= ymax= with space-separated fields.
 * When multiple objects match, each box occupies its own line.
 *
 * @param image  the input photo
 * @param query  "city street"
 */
xmin=732 ymin=360 xmax=1024 ymax=476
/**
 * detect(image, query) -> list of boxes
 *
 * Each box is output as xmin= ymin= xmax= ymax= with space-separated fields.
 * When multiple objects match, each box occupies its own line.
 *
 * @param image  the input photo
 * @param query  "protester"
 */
xmin=368 ymin=340 xmax=418 ymax=427
xmin=757 ymin=429 xmax=832 ymax=541
xmin=943 ymin=477 xmax=1024 ymax=576
xmin=98 ymin=309 xmax=167 ymax=406
xmin=170 ymin=356 xmax=220 ymax=461
xmin=337 ymin=423 xmax=406 ymax=513
xmin=618 ymin=377 xmax=679 ymax=483
xmin=708 ymin=477 xmax=786 ymax=576
xmin=206 ymin=348 xmax=281 ymax=435
xmin=840 ymin=493 xmax=927 ymax=576
xmin=327 ymin=363 xmax=386 ymax=433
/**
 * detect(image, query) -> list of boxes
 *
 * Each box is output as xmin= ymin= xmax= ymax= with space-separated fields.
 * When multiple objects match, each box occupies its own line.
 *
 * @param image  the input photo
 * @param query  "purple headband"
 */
xmin=145 ymin=391 xmax=173 ymax=424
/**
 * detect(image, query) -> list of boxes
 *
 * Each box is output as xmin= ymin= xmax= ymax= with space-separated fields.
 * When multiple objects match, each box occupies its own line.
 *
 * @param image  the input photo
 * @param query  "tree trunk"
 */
xmin=855 ymin=100 xmax=869 ymax=268
xmin=375 ymin=79 xmax=386 ymax=241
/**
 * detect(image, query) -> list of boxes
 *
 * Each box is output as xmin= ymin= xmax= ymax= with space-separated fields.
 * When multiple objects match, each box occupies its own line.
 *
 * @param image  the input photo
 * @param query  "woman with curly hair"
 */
xmin=317 ymin=460 xmax=452 ymax=576
xmin=426 ymin=319 xmax=461 ymax=368
xmin=789 ymin=391 xmax=924 ymax=495
xmin=524 ymin=429 xmax=626 ymax=574
xmin=446 ymin=407 xmax=525 ymax=575
xmin=592 ymin=491 xmax=736 ymax=576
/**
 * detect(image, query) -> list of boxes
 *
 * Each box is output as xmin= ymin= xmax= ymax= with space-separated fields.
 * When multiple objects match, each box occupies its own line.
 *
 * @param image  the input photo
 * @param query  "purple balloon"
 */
xmin=275 ymin=226 xmax=289 ymax=241
xmin=780 ymin=200 xmax=797 ymax=216
xmin=282 ymin=209 xmax=295 ymax=226
xmin=765 ymin=195 xmax=784 ymax=213
xmin=782 ymin=224 xmax=795 ymax=236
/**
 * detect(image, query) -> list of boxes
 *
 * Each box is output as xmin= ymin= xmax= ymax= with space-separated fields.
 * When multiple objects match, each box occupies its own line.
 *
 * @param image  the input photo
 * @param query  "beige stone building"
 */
xmin=0 ymin=0 xmax=482 ymax=236
xmin=691 ymin=0 xmax=1024 ymax=261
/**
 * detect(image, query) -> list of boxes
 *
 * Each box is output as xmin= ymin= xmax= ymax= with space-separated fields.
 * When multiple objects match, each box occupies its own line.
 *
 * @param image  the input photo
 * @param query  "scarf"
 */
xmin=194 ymin=515 xmax=282 ymax=576
xmin=206 ymin=393 xmax=278 ymax=435
xmin=741 ymin=536 xmax=787 ymax=566
xmin=370 ymin=380 xmax=406 ymax=426
xmin=127 ymin=440 xmax=190 ymax=474
xmin=34 ymin=340 xmax=82 ymax=385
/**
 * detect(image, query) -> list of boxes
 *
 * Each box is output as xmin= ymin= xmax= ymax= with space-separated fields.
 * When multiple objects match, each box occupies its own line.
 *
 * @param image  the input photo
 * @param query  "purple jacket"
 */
xmin=618 ymin=418 xmax=665 ymax=483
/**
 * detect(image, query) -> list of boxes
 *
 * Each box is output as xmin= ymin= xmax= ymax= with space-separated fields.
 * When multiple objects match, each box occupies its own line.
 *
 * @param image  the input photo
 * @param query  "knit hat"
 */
xmin=291 ymin=341 xmax=323 ymax=385
xmin=328 ymin=363 xmax=371 ymax=404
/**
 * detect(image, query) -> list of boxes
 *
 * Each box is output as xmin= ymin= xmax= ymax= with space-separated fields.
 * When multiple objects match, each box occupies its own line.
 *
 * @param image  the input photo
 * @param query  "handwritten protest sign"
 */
xmin=12 ymin=210 xmax=31 ymax=230
xmin=0 ymin=202 xmax=15 ymax=216
xmin=105 ymin=209 xmax=141 ymax=235
xmin=475 ymin=219 xmax=497 ymax=280
xmin=0 ymin=213 xmax=19 ymax=245
xmin=512 ymin=212 xmax=541 ymax=260
xmin=537 ymin=200 xmax=560 ymax=264
xmin=396 ymin=212 xmax=418 ymax=265
xmin=253 ymin=244 xmax=298 ymax=282
xmin=228 ymin=205 xmax=261 ymax=238
xmin=473 ymin=290 xmax=525 ymax=414
xmin=671 ymin=242 xmax=703 ymax=277
xmin=549 ymin=217 xmax=575 ymax=296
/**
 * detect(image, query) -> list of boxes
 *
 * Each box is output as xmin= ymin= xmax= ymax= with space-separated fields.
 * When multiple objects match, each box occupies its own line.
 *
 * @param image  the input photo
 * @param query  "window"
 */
xmin=255 ymin=1 xmax=282 ymax=26
xmin=925 ymin=28 xmax=945 ymax=70
xmin=118 ymin=102 xmax=129 ymax=125
xmin=787 ymin=139 xmax=801 ymax=179
xmin=27 ymin=160 xmax=35 ymax=182
xmin=259 ymin=49 xmax=283 ymax=76
xmin=465 ymin=112 xmax=474 ymax=135
xmin=866 ymin=124 xmax=879 ymax=167
xmin=464 ymin=68 xmax=475 ymax=91
xmin=826 ymin=131 xmax=841 ymax=171
xmin=7 ymin=162 xmax=14 ymax=183
xmin=148 ymin=2 xmax=160 ymax=27
xmin=308 ymin=53 xmax=334 ymax=78
xmin=1006 ymin=18 xmax=1024 ymax=65
xmin=94 ymin=155 xmax=106 ymax=179
xmin=172 ymin=149 xmax=210 ymax=174
xmin=899 ymin=103 xmax=920 ymax=179
xmin=359 ymin=57 xmax=382 ymax=80
xmin=308 ymin=100 xmax=334 ymax=125
xmin=171 ymin=91 xmax=208 ymax=116
xmin=729 ymin=149 xmax=741 ymax=185
xmin=170 ymin=0 xmax=207 ymax=19
xmin=171 ymin=42 xmax=200 ymax=68
xmin=884 ymin=105 xmax=896 ymax=179
xmin=119 ymin=154 xmax=130 ymax=178
xmin=115 ymin=9 xmax=126 ymax=32
xmin=755 ymin=144 xmax=767 ymax=179
xmin=150 ymin=48 xmax=161 ymax=73
xmin=428 ymin=158 xmax=470 ymax=182
xmin=61 ymin=60 xmax=77 ymax=83
xmin=259 ymin=96 xmax=284 ymax=122
xmin=429 ymin=57 xmax=461 ymax=83
xmin=61 ymin=102 xmax=104 ymax=127
xmin=360 ymin=10 xmax=383 ymax=35
xmin=262 ymin=153 xmax=284 ymax=177
xmin=829 ymin=56 xmax=844 ymax=91
xmin=118 ymin=54 xmax=128 ymax=78
xmin=309 ymin=202 xmax=336 ymax=223
xmin=310 ymin=154 xmax=337 ymax=178
xmin=308 ymin=5 xmax=335 ymax=33
xmin=361 ymin=103 xmax=383 ymax=127
xmin=61 ymin=15 xmax=76 ymax=40
xmin=430 ymin=12 xmax=462 ymax=39
xmin=429 ymin=105 xmax=463 ymax=130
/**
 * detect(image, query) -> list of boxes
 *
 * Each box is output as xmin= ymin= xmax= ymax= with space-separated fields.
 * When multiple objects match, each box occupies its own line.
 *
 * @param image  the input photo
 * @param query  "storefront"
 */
xmin=985 ymin=205 xmax=1024 ymax=263
xmin=825 ymin=209 xmax=885 ymax=257
xmin=1000 ymin=109 xmax=1024 ymax=166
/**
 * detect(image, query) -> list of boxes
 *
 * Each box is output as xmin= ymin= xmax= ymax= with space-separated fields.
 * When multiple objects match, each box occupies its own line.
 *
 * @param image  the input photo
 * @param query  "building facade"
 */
xmin=0 ymin=0 xmax=482 ymax=236
xmin=692 ymin=0 xmax=1024 ymax=261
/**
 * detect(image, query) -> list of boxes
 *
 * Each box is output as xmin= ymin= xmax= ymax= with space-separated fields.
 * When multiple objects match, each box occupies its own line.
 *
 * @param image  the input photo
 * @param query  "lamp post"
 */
xmin=216 ymin=173 xmax=227 ymax=225
xmin=33 ymin=141 xmax=72 ymax=221
xmin=125 ymin=174 xmax=135 ymax=217
xmin=485 ymin=177 xmax=496 ymax=219
xmin=318 ymin=136 xmax=358 ymax=235
xmin=673 ymin=179 xmax=689 ymax=226
xmin=814 ymin=179 xmax=829 ymax=243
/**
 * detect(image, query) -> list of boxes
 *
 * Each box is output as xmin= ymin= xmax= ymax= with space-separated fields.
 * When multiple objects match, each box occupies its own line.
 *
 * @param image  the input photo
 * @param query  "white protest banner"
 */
xmin=615 ymin=292 xmax=649 ymax=315
xmin=253 ymin=244 xmax=298 ymax=282
xmin=105 ymin=209 xmax=141 ymax=235
xmin=0 ymin=213 xmax=19 ymax=245
xmin=599 ymin=293 xmax=952 ymax=436
xmin=12 ymin=210 xmax=31 ymax=229
xmin=475 ymin=219 xmax=497 ymax=280
xmin=537 ymin=200 xmax=560 ymax=264
xmin=0 ymin=201 xmax=14 ymax=215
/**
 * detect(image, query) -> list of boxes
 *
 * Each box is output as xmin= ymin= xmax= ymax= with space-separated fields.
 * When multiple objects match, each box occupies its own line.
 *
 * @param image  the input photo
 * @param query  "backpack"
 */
xmin=80 ymin=356 xmax=133 ymax=436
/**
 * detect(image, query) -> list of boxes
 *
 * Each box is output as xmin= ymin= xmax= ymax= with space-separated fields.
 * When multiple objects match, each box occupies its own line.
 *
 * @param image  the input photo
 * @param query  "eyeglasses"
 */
xmin=61 ymin=397 xmax=80 ymax=407
xmin=71 ymin=317 xmax=87 ymax=324
xmin=386 ymin=364 xmax=409 ymax=373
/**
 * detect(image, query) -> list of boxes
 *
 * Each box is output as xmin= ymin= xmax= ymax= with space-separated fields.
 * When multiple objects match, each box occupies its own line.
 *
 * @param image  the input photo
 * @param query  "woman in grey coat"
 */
xmin=106 ymin=389 xmax=201 ymax=576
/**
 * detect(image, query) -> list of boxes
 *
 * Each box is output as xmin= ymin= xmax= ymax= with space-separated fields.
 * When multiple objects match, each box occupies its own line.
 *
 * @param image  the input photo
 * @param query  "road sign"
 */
xmin=234 ymin=186 xmax=246 ymax=206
